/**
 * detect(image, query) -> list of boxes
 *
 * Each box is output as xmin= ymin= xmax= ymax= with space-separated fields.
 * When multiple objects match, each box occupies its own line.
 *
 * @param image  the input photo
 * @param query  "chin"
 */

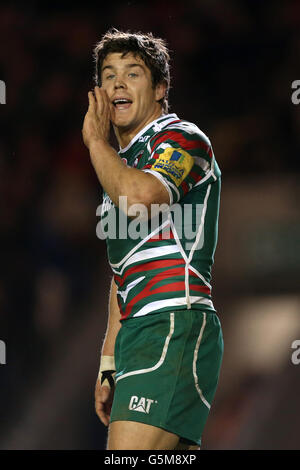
xmin=113 ymin=117 xmax=135 ymax=132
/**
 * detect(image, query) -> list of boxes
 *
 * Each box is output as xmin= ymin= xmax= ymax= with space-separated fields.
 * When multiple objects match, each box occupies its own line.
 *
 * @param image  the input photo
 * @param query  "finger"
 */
xmin=88 ymin=91 xmax=96 ymax=112
xmin=94 ymin=86 xmax=103 ymax=110
xmin=96 ymin=400 xmax=110 ymax=426
xmin=95 ymin=383 xmax=110 ymax=423
xmin=95 ymin=86 xmax=109 ymax=119
xmin=97 ymin=86 xmax=110 ymax=110
xmin=101 ymin=88 xmax=112 ymax=120
xmin=102 ymin=87 xmax=112 ymax=106
xmin=100 ymin=87 xmax=109 ymax=103
xmin=96 ymin=407 xmax=109 ymax=426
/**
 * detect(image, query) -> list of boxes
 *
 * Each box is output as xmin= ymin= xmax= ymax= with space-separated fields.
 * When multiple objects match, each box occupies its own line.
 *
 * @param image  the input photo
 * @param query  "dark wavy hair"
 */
xmin=93 ymin=28 xmax=171 ymax=113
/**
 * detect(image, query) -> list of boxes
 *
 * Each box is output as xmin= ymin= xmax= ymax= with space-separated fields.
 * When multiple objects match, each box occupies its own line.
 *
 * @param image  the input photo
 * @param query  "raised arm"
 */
xmin=82 ymin=87 xmax=170 ymax=213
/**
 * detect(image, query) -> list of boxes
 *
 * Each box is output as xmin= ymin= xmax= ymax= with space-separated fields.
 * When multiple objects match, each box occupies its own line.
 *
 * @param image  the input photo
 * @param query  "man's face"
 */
xmin=101 ymin=52 xmax=165 ymax=133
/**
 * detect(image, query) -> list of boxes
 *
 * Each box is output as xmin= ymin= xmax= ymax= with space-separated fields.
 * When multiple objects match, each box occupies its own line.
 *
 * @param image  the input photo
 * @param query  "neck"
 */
xmin=114 ymin=106 xmax=164 ymax=149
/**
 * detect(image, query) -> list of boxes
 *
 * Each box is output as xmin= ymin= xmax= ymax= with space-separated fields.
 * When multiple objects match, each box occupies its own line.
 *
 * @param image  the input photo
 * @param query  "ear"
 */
xmin=155 ymin=82 xmax=167 ymax=102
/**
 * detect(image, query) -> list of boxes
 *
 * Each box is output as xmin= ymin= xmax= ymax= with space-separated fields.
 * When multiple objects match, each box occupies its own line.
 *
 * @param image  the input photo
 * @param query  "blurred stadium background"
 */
xmin=0 ymin=0 xmax=299 ymax=449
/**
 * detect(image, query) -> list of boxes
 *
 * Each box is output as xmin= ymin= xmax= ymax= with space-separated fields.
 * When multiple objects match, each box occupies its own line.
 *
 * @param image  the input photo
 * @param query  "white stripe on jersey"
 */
xmin=188 ymin=265 xmax=212 ymax=290
xmin=111 ymin=245 xmax=181 ymax=276
xmin=193 ymin=156 xmax=210 ymax=172
xmin=117 ymin=276 xmax=145 ymax=303
xmin=164 ymin=179 xmax=180 ymax=202
xmin=194 ymin=168 xmax=216 ymax=187
xmin=120 ymin=113 xmax=178 ymax=154
xmin=188 ymin=184 xmax=211 ymax=265
xmin=133 ymin=296 xmax=214 ymax=317
xmin=168 ymin=214 xmax=191 ymax=308
xmin=165 ymin=122 xmax=211 ymax=144
xmin=110 ymin=219 xmax=170 ymax=270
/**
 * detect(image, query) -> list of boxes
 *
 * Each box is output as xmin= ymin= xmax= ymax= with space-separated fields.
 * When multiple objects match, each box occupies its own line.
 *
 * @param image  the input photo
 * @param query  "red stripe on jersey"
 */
xmin=151 ymin=131 xmax=211 ymax=156
xmin=120 ymin=274 xmax=211 ymax=320
xmin=189 ymin=270 xmax=199 ymax=278
xmin=114 ymin=274 xmax=122 ymax=285
xmin=121 ymin=267 xmax=185 ymax=319
xmin=190 ymin=284 xmax=211 ymax=295
xmin=117 ymin=258 xmax=185 ymax=287
xmin=189 ymin=170 xmax=203 ymax=182
xmin=146 ymin=231 xmax=174 ymax=242
xmin=189 ymin=270 xmax=211 ymax=295
xmin=180 ymin=180 xmax=189 ymax=195
xmin=151 ymin=152 xmax=161 ymax=160
xmin=165 ymin=119 xmax=181 ymax=126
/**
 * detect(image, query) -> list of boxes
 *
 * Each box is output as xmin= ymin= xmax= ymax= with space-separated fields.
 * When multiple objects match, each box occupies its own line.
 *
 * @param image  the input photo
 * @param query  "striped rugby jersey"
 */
xmin=100 ymin=113 xmax=221 ymax=320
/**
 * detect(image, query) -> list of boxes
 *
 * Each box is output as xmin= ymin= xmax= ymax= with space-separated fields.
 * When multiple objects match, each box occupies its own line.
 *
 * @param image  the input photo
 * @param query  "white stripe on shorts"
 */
xmin=193 ymin=312 xmax=211 ymax=409
xmin=115 ymin=312 xmax=175 ymax=383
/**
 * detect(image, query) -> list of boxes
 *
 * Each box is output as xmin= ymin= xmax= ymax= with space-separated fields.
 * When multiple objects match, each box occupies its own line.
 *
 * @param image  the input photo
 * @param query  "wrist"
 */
xmin=98 ymin=355 xmax=116 ymax=388
xmin=89 ymin=138 xmax=112 ymax=169
xmin=89 ymin=136 xmax=109 ymax=154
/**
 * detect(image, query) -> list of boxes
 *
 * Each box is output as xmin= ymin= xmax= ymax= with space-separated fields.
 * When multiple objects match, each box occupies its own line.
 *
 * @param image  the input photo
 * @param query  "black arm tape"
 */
xmin=100 ymin=369 xmax=116 ymax=388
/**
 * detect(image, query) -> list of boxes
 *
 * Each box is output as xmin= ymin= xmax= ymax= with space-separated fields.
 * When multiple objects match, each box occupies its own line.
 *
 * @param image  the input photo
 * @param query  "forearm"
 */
xmin=89 ymin=139 xmax=166 ymax=211
xmin=101 ymin=277 xmax=121 ymax=357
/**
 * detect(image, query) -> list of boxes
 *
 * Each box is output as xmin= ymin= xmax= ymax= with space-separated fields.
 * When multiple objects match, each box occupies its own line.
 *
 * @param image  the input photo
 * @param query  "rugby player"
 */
xmin=82 ymin=28 xmax=223 ymax=450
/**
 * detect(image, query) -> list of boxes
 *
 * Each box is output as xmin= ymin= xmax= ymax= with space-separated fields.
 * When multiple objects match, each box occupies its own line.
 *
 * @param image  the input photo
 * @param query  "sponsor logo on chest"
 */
xmin=138 ymin=135 xmax=150 ymax=143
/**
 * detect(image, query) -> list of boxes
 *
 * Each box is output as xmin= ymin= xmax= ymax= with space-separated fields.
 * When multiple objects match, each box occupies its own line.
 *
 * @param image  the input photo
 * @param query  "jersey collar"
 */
xmin=118 ymin=113 xmax=179 ymax=154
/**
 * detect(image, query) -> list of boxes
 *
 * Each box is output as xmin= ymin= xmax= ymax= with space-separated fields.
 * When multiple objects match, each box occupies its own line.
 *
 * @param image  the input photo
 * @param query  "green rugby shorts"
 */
xmin=110 ymin=309 xmax=223 ymax=446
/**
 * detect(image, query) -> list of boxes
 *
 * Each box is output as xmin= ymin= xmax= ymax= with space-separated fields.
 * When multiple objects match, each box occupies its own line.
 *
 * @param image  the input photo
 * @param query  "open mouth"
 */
xmin=112 ymin=98 xmax=133 ymax=110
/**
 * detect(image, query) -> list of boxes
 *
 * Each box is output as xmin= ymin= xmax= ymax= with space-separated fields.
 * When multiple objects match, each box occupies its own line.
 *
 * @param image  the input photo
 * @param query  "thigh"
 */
xmin=107 ymin=420 xmax=180 ymax=450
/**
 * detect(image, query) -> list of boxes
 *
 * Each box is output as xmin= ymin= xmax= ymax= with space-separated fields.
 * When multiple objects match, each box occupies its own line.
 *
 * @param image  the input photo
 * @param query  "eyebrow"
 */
xmin=101 ymin=63 xmax=145 ymax=73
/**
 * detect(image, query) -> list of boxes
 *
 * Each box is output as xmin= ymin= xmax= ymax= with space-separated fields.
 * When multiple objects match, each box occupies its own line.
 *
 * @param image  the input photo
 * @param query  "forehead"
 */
xmin=101 ymin=52 xmax=148 ymax=71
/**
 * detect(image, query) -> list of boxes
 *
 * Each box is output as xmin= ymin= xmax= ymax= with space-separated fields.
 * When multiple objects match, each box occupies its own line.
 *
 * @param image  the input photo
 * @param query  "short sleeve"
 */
xmin=141 ymin=122 xmax=217 ymax=204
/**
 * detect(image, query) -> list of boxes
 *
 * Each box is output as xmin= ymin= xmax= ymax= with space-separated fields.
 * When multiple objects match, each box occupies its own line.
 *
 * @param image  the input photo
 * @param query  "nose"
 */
xmin=114 ymin=76 xmax=126 ymax=89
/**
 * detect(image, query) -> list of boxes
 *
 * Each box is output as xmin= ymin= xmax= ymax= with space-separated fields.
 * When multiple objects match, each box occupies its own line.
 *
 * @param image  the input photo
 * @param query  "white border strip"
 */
xmin=193 ymin=312 xmax=211 ymax=409
xmin=112 ymin=245 xmax=180 ymax=276
xmin=194 ymin=169 xmax=216 ymax=187
xmin=115 ymin=312 xmax=175 ymax=383
xmin=168 ymin=215 xmax=191 ymax=308
xmin=187 ymin=184 xmax=211 ymax=265
xmin=188 ymin=265 xmax=212 ymax=290
xmin=110 ymin=219 xmax=171 ymax=270
xmin=133 ymin=296 xmax=213 ymax=317
xmin=119 ymin=114 xmax=178 ymax=154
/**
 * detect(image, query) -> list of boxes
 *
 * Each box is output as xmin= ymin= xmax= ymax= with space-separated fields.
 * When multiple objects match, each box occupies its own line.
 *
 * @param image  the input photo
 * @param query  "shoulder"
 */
xmin=148 ymin=119 xmax=213 ymax=158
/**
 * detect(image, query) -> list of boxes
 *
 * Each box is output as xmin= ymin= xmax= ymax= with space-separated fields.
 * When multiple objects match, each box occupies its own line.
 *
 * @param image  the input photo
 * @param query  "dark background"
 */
xmin=0 ymin=0 xmax=299 ymax=449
